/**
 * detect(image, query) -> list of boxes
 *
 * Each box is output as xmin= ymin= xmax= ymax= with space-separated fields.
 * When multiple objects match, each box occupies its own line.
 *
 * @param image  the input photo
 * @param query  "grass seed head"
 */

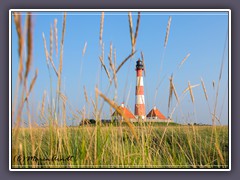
xmin=99 ymin=56 xmax=111 ymax=81
xmin=172 ymin=81 xmax=179 ymax=104
xmin=179 ymin=53 xmax=190 ymax=69
xmin=13 ymin=12 xmax=24 ymax=83
xmin=128 ymin=12 xmax=135 ymax=53
xmin=84 ymin=86 xmax=89 ymax=103
xmin=201 ymin=78 xmax=208 ymax=101
xmin=113 ymin=48 xmax=118 ymax=88
xmin=58 ymin=12 xmax=67 ymax=90
xmin=41 ymin=91 xmax=47 ymax=118
xmin=164 ymin=16 xmax=172 ymax=48
xmin=82 ymin=42 xmax=87 ymax=57
xmin=168 ymin=75 xmax=174 ymax=112
xmin=54 ymin=18 xmax=58 ymax=57
xmin=99 ymin=12 xmax=104 ymax=45
xmin=134 ymin=12 xmax=141 ymax=46
xmin=42 ymin=32 xmax=49 ymax=64
xmin=108 ymin=42 xmax=114 ymax=72
xmin=188 ymin=81 xmax=195 ymax=103
xmin=25 ymin=13 xmax=33 ymax=79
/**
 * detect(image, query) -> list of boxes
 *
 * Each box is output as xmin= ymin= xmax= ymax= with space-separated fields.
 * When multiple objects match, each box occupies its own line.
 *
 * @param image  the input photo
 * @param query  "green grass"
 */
xmin=12 ymin=125 xmax=228 ymax=168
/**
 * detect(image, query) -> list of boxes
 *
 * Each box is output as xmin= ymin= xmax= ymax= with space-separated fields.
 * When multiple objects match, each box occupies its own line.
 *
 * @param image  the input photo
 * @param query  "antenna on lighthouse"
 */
xmin=134 ymin=58 xmax=146 ymax=121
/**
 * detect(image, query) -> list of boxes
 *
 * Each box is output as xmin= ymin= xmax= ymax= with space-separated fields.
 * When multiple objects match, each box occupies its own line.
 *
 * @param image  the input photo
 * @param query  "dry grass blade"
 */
xmin=201 ymin=78 xmax=208 ymax=101
xmin=25 ymin=69 xmax=38 ymax=101
xmin=99 ymin=56 xmax=111 ymax=80
xmin=141 ymin=51 xmax=146 ymax=76
xmin=80 ymin=107 xmax=86 ymax=122
xmin=58 ymin=12 xmax=67 ymax=89
xmin=28 ymin=69 xmax=38 ymax=95
xmin=113 ymin=48 xmax=118 ymax=88
xmin=82 ymin=42 xmax=87 ymax=57
xmin=42 ymin=32 xmax=58 ymax=76
xmin=215 ymin=143 xmax=225 ymax=165
xmin=59 ymin=92 xmax=68 ymax=126
xmin=59 ymin=92 xmax=67 ymax=104
xmin=25 ymin=13 xmax=33 ymax=79
xmin=12 ymin=12 xmax=28 ymax=150
xmin=179 ymin=53 xmax=190 ymax=69
xmin=164 ymin=16 xmax=172 ymax=48
xmin=91 ymin=97 xmax=97 ymax=112
xmin=108 ymin=42 xmax=114 ymax=71
xmin=211 ymin=113 xmax=221 ymax=125
xmin=212 ymin=33 xmax=228 ymax=126
xmin=41 ymin=91 xmax=47 ymax=118
xmin=50 ymin=24 xmax=53 ymax=60
xmin=54 ymin=19 xmax=58 ymax=57
xmin=49 ymin=55 xmax=59 ymax=77
xmin=99 ymin=12 xmax=104 ymax=45
xmin=95 ymin=88 xmax=139 ymax=143
xmin=134 ymin=12 xmax=141 ymax=46
xmin=13 ymin=12 xmax=24 ymax=83
xmin=183 ymin=84 xmax=200 ymax=94
xmin=61 ymin=13 xmax=67 ymax=47
xmin=188 ymin=81 xmax=195 ymax=103
xmin=42 ymin=32 xmax=49 ymax=64
xmin=168 ymin=75 xmax=174 ymax=112
xmin=175 ymin=141 xmax=193 ymax=165
xmin=171 ymin=79 xmax=179 ymax=104
xmin=83 ymin=86 xmax=89 ymax=103
xmin=218 ymin=34 xmax=228 ymax=81
xmin=128 ymin=12 xmax=134 ymax=52
xmin=101 ymin=43 xmax=105 ymax=64
xmin=116 ymin=51 xmax=136 ymax=73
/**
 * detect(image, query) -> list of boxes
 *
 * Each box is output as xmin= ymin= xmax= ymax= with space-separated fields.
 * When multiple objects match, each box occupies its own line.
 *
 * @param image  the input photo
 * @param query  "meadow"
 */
xmin=12 ymin=124 xmax=228 ymax=168
xmin=11 ymin=11 xmax=229 ymax=169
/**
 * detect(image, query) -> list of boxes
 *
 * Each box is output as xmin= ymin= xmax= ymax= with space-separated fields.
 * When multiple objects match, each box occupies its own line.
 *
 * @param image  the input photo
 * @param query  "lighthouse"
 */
xmin=134 ymin=59 xmax=146 ymax=120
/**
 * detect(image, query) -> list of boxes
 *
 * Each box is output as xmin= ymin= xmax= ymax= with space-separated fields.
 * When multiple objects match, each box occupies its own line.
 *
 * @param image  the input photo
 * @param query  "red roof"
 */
xmin=112 ymin=105 xmax=135 ymax=119
xmin=146 ymin=107 xmax=166 ymax=119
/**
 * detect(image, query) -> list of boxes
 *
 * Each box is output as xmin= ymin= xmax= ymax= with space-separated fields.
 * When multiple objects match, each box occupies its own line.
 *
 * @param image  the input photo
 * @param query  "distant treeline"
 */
xmin=78 ymin=119 xmax=181 ymax=126
xmin=78 ymin=119 xmax=212 ymax=127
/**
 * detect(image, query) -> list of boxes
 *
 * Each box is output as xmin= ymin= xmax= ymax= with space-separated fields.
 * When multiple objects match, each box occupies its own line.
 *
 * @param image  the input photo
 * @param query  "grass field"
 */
xmin=12 ymin=124 xmax=228 ymax=168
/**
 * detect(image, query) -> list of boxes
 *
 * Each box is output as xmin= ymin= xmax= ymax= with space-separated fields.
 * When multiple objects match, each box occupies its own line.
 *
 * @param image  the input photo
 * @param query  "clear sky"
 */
xmin=11 ymin=10 xmax=229 ymax=125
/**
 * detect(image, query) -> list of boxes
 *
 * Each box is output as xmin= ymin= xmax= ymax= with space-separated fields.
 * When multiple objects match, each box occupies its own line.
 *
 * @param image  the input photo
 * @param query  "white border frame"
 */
xmin=9 ymin=9 xmax=231 ymax=171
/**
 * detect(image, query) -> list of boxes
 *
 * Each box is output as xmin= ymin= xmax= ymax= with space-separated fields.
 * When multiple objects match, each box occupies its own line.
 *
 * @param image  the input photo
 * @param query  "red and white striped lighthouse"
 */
xmin=134 ymin=59 xmax=146 ymax=120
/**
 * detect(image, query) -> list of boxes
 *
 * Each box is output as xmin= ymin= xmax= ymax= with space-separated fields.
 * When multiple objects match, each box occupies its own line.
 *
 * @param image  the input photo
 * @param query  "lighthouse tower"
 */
xmin=134 ymin=59 xmax=146 ymax=120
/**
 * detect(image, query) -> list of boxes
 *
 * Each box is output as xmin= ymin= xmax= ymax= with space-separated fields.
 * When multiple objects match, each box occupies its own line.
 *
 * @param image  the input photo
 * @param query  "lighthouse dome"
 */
xmin=136 ymin=59 xmax=144 ymax=69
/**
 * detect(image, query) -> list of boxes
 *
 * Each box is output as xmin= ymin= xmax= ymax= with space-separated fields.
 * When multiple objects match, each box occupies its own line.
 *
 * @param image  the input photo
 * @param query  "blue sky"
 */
xmin=11 ymin=11 xmax=229 ymax=125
